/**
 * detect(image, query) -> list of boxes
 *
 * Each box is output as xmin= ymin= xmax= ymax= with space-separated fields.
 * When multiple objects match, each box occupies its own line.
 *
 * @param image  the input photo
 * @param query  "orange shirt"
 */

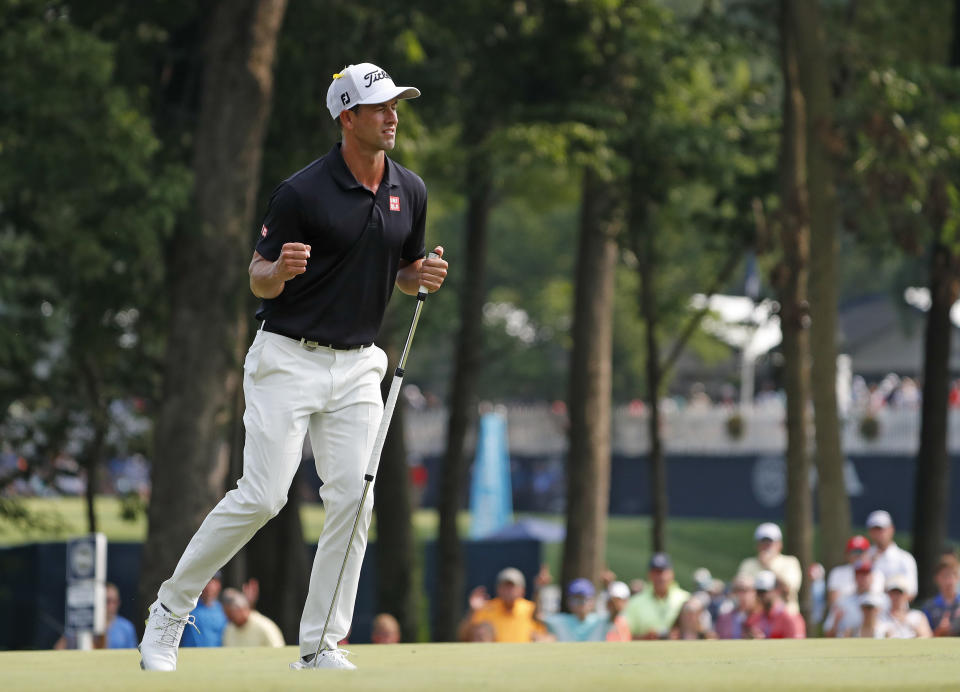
xmin=469 ymin=597 xmax=545 ymax=642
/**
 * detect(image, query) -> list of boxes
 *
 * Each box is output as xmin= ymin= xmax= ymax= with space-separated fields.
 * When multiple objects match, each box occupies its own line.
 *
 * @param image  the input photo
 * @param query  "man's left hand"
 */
xmin=419 ymin=246 xmax=448 ymax=292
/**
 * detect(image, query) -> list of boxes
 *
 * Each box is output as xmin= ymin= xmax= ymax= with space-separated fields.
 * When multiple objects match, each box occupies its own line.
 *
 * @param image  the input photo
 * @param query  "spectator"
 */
xmin=846 ymin=593 xmax=893 ymax=639
xmin=808 ymin=562 xmax=826 ymax=625
xmin=103 ymin=582 xmax=138 ymax=649
xmin=221 ymin=588 xmax=284 ymax=647
xmin=623 ymin=553 xmax=690 ymax=640
xmin=885 ymin=576 xmax=932 ymax=639
xmin=371 ymin=613 xmax=401 ymax=644
xmin=715 ymin=575 xmax=759 ymax=640
xmin=459 ymin=567 xmax=547 ymax=642
xmin=543 ymin=579 xmax=616 ymax=642
xmin=691 ymin=568 xmax=725 ymax=623
xmin=866 ymin=510 xmax=918 ymax=597
xmin=464 ymin=621 xmax=495 ymax=642
xmin=824 ymin=558 xmax=886 ymax=638
xmin=180 ymin=572 xmax=227 ymax=647
xmin=670 ymin=594 xmax=716 ymax=640
xmin=827 ymin=536 xmax=884 ymax=608
xmin=745 ymin=571 xmax=805 ymax=639
xmin=921 ymin=554 xmax=960 ymax=637
xmin=736 ymin=523 xmax=802 ymax=613
xmin=603 ymin=581 xmax=633 ymax=642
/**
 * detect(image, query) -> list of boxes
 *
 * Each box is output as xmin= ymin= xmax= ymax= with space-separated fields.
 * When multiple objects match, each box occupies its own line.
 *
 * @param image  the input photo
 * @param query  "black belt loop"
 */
xmin=261 ymin=322 xmax=372 ymax=351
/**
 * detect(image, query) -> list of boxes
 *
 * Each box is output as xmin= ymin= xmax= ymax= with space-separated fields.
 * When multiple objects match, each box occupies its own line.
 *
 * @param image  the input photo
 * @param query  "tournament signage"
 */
xmin=469 ymin=411 xmax=514 ymax=538
xmin=65 ymin=533 xmax=107 ymax=649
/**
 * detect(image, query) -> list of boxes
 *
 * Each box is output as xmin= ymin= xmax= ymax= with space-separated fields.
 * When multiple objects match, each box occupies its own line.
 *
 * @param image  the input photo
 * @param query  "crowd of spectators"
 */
xmin=46 ymin=506 xmax=960 ymax=649
xmin=455 ymin=509 xmax=959 ymax=643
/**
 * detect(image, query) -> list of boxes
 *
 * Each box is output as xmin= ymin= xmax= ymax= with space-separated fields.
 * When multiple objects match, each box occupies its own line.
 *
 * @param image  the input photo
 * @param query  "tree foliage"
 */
xmin=0 ymin=1 xmax=190 ymax=527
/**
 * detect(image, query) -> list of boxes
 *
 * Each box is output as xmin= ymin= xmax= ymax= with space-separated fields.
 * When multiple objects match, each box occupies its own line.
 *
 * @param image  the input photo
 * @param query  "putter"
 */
xmin=314 ymin=251 xmax=439 ymax=660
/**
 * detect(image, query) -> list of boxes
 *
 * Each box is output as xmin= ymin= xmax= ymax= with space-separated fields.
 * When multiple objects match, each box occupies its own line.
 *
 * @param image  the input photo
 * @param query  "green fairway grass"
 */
xmin=0 ymin=496 xmax=914 ymax=591
xmin=1 ymin=497 xmax=760 ymax=589
xmin=1 ymin=640 xmax=958 ymax=692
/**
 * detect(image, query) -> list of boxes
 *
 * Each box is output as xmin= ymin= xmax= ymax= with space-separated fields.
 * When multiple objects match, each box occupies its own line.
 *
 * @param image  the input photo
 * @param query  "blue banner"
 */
xmin=469 ymin=412 xmax=514 ymax=538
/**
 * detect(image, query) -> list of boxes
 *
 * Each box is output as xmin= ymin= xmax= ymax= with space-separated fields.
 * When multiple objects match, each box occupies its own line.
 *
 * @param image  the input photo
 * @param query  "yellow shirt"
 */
xmin=469 ymin=597 xmax=545 ymax=642
xmin=222 ymin=610 xmax=285 ymax=648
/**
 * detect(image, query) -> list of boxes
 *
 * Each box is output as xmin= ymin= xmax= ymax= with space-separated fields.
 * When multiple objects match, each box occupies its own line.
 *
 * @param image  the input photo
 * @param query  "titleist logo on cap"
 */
xmin=363 ymin=69 xmax=390 ymax=88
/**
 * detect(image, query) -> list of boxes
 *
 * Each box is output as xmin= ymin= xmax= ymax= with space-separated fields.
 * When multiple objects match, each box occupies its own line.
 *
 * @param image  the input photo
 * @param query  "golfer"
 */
xmin=139 ymin=62 xmax=447 ymax=672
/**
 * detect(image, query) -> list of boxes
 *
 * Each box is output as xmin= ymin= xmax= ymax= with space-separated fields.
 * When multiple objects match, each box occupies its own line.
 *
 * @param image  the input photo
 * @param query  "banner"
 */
xmin=469 ymin=412 xmax=513 ymax=538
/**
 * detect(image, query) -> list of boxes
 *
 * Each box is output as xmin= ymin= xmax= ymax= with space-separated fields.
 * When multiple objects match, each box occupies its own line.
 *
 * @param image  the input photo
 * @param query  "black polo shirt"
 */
xmin=254 ymin=143 xmax=426 ymax=345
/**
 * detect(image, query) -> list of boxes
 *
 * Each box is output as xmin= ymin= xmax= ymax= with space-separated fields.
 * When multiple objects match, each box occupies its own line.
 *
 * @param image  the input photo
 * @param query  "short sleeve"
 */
xmin=401 ymin=186 xmax=426 ymax=262
xmin=255 ymin=183 xmax=303 ymax=261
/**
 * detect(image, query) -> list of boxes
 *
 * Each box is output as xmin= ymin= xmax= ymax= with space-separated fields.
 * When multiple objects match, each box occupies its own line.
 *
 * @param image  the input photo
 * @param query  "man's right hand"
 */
xmin=468 ymin=586 xmax=489 ymax=611
xmin=274 ymin=242 xmax=311 ymax=281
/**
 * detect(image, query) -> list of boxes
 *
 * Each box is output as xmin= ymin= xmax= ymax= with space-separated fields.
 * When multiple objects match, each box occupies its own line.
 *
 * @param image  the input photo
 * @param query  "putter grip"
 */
xmin=418 ymin=251 xmax=440 ymax=296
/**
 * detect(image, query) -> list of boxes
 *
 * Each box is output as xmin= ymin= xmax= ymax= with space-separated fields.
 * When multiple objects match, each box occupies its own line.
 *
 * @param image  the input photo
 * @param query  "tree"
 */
xmin=138 ymin=0 xmax=287 ymax=618
xmin=0 ymin=1 xmax=190 ymax=533
xmin=561 ymin=165 xmax=618 ymax=590
xmin=777 ymin=0 xmax=814 ymax=623
xmin=831 ymin=0 xmax=960 ymax=599
xmin=786 ymin=0 xmax=850 ymax=575
xmin=912 ymin=0 xmax=960 ymax=602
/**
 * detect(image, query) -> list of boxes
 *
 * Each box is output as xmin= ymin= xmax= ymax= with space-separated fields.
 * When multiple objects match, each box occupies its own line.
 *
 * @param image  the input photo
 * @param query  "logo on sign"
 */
xmin=261 ymin=224 xmax=268 ymax=237
xmin=389 ymin=196 xmax=401 ymax=212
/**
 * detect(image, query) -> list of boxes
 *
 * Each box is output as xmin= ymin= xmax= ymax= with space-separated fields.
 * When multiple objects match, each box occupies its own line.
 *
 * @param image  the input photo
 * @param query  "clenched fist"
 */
xmin=274 ymin=242 xmax=311 ymax=282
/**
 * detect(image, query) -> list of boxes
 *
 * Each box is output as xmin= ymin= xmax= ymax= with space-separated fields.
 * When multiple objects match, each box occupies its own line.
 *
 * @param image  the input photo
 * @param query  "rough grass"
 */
xmin=2 ymin=640 xmax=959 ymax=692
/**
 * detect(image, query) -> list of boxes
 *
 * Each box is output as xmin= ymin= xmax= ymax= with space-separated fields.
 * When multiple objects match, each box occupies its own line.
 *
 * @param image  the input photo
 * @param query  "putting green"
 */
xmin=1 ymin=640 xmax=958 ymax=691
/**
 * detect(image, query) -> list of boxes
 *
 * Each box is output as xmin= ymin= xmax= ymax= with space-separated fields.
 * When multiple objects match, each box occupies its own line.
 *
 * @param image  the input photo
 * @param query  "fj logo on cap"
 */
xmin=389 ymin=196 xmax=401 ymax=212
xmin=341 ymin=92 xmax=351 ymax=106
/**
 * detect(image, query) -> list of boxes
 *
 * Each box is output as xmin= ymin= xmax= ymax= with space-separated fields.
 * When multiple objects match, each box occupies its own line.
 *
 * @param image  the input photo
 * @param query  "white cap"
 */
xmin=859 ymin=592 xmax=885 ymax=609
xmin=754 ymin=570 xmax=777 ymax=592
xmin=866 ymin=510 xmax=893 ymax=529
xmin=496 ymin=567 xmax=525 ymax=589
xmin=607 ymin=581 xmax=631 ymax=600
xmin=885 ymin=575 xmax=911 ymax=593
xmin=754 ymin=522 xmax=782 ymax=542
xmin=326 ymin=63 xmax=420 ymax=119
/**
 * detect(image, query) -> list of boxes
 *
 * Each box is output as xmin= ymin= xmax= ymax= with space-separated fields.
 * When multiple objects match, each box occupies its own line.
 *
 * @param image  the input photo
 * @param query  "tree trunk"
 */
xmin=78 ymin=354 xmax=108 ymax=535
xmin=913 ymin=199 xmax=959 ymax=600
xmin=779 ymin=0 xmax=814 ymax=624
xmin=561 ymin=166 xmax=616 ymax=603
xmin=434 ymin=150 xmax=493 ymax=641
xmin=374 ymin=333 xmax=418 ymax=643
xmin=788 ymin=0 xmax=850 ymax=575
xmin=139 ymin=0 xmax=287 ymax=620
xmin=631 ymin=190 xmax=667 ymax=555
xmin=911 ymin=0 xmax=960 ymax=604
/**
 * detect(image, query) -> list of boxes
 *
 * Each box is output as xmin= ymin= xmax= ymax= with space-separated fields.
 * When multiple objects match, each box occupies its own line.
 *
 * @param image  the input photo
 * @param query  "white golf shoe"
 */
xmin=138 ymin=600 xmax=197 ymax=671
xmin=290 ymin=648 xmax=357 ymax=671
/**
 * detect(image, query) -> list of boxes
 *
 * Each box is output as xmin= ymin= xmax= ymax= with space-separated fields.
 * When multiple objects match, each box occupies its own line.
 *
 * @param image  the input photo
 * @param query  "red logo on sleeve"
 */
xmin=389 ymin=196 xmax=401 ymax=212
xmin=261 ymin=224 xmax=268 ymax=237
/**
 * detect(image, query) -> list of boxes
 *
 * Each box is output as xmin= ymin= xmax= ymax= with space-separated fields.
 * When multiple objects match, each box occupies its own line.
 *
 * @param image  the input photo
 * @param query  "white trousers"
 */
xmin=157 ymin=329 xmax=387 ymax=655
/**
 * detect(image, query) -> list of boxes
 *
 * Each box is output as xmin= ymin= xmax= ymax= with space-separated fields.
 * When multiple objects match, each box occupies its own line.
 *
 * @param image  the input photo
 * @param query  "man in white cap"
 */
xmin=459 ymin=567 xmax=548 ymax=642
xmin=138 ymin=62 xmax=448 ymax=672
xmin=735 ymin=522 xmax=802 ymax=613
xmin=866 ymin=510 xmax=917 ymax=597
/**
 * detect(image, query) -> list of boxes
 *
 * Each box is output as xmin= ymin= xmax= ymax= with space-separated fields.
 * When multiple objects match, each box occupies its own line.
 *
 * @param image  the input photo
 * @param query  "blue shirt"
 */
xmin=179 ymin=600 xmax=227 ymax=647
xmin=106 ymin=616 xmax=138 ymax=649
xmin=544 ymin=612 xmax=612 ymax=642
xmin=922 ymin=593 xmax=960 ymax=635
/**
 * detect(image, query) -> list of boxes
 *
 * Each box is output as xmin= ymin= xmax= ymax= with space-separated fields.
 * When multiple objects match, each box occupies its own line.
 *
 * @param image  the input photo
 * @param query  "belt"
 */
xmin=261 ymin=322 xmax=372 ymax=351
